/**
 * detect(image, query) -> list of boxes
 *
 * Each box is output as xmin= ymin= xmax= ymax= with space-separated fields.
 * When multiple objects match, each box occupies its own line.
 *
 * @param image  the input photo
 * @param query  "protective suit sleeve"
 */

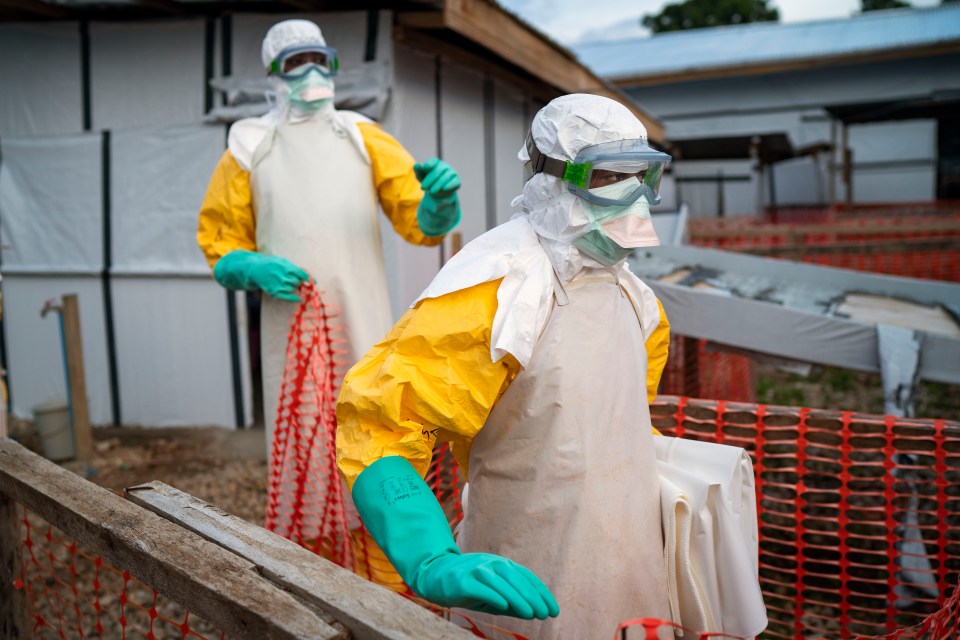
xmin=645 ymin=299 xmax=670 ymax=404
xmin=197 ymin=150 xmax=257 ymax=269
xmin=356 ymin=122 xmax=445 ymax=248
xmin=336 ymin=278 xmax=521 ymax=490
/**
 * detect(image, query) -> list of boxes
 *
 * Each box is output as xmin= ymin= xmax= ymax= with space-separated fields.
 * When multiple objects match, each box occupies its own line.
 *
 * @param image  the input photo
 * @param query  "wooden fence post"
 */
xmin=0 ymin=489 xmax=28 ymax=639
xmin=60 ymin=295 xmax=92 ymax=461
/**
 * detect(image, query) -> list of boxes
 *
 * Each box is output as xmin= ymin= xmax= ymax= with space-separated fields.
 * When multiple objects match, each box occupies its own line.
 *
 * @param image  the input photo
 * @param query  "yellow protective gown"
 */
xmin=336 ymin=277 xmax=670 ymax=487
xmin=197 ymin=114 xmax=444 ymax=587
xmin=336 ymin=272 xmax=671 ymax=638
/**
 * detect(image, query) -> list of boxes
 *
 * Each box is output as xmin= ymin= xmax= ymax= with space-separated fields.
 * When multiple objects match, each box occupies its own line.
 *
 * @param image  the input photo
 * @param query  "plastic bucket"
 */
xmin=33 ymin=400 xmax=75 ymax=462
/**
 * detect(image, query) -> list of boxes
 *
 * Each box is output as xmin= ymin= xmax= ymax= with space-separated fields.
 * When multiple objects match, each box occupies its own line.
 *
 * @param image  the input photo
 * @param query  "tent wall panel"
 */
xmin=110 ymin=278 xmax=247 ymax=428
xmin=90 ymin=20 xmax=207 ymax=131
xmin=0 ymin=23 xmax=84 ymax=136
xmin=0 ymin=134 xmax=102 ymax=271
xmin=440 ymin=60 xmax=487 ymax=248
xmin=380 ymin=43 xmax=442 ymax=320
xmin=492 ymin=82 xmax=526 ymax=227
xmin=2 ymin=276 xmax=111 ymax=425
xmin=111 ymin=124 xmax=224 ymax=274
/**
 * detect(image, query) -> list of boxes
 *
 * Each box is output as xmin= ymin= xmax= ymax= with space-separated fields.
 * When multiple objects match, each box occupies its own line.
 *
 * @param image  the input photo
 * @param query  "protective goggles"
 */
xmin=268 ymin=44 xmax=340 ymax=80
xmin=523 ymin=134 xmax=672 ymax=206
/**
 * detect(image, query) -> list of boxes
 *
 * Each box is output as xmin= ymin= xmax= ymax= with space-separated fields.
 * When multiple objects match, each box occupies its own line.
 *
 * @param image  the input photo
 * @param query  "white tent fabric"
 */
xmin=90 ymin=20 xmax=207 ymax=131
xmin=0 ymin=126 xmax=250 ymax=427
xmin=0 ymin=23 xmax=84 ymax=136
xmin=111 ymin=124 xmax=225 ymax=274
xmin=0 ymin=276 xmax=112 ymax=425
xmin=0 ymin=133 xmax=103 ymax=272
xmin=111 ymin=279 xmax=250 ymax=427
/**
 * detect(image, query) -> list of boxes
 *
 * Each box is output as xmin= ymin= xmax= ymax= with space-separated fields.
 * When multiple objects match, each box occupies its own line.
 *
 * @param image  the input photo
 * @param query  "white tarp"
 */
xmin=0 ymin=133 xmax=103 ymax=273
xmin=0 ymin=23 xmax=84 ymax=136
xmin=1 ymin=276 xmax=112 ymax=425
xmin=111 ymin=279 xmax=250 ymax=427
xmin=89 ymin=20 xmax=207 ymax=131
xmin=111 ymin=123 xmax=225 ymax=274
xmin=0 ymin=126 xmax=250 ymax=428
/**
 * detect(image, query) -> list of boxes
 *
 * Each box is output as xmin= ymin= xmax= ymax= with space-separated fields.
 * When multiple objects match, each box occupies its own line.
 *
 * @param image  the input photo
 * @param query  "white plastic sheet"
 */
xmin=0 ymin=133 xmax=103 ymax=272
xmin=0 ymin=23 xmax=84 ymax=136
xmin=111 ymin=123 xmax=225 ymax=274
xmin=89 ymin=20 xmax=207 ymax=131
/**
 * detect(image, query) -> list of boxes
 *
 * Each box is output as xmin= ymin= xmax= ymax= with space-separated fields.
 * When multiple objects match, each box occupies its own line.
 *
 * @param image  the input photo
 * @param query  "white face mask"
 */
xmin=578 ymin=180 xmax=659 ymax=248
xmin=285 ymin=66 xmax=335 ymax=113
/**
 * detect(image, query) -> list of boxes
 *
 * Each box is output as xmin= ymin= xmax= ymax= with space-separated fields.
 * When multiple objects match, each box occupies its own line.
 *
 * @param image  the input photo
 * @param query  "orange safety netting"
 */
xmin=12 ymin=505 xmax=224 ymax=639
xmin=651 ymin=396 xmax=960 ymax=639
xmin=660 ymin=336 xmax=756 ymax=403
xmin=687 ymin=210 xmax=960 ymax=282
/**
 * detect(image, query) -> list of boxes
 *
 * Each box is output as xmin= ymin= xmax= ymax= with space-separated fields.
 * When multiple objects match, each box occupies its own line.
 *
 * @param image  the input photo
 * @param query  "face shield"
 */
xmin=523 ymin=134 xmax=671 ymax=207
xmin=268 ymin=44 xmax=340 ymax=80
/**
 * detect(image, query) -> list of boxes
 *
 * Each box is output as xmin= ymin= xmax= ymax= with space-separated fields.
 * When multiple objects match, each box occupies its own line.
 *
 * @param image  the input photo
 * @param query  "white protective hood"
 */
xmin=415 ymin=94 xmax=663 ymax=368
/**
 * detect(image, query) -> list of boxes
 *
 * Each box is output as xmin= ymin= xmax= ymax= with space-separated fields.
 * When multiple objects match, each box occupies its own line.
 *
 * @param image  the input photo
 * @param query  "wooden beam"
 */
xmin=0 ymin=492 xmax=28 ymax=639
xmin=129 ymin=0 xmax=184 ymax=13
xmin=440 ymin=0 xmax=665 ymax=143
xmin=611 ymin=41 xmax=960 ymax=88
xmin=0 ymin=438 xmax=348 ymax=640
xmin=60 ymin=294 xmax=92 ymax=461
xmin=396 ymin=11 xmax=445 ymax=29
xmin=126 ymin=481 xmax=477 ymax=640
xmin=0 ymin=0 xmax=71 ymax=18
xmin=393 ymin=25 xmax=561 ymax=105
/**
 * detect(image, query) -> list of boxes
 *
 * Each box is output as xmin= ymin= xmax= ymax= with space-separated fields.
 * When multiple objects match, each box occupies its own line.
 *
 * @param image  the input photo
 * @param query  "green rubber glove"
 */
xmin=213 ymin=249 xmax=308 ymax=302
xmin=352 ymin=456 xmax=559 ymax=620
xmin=414 ymin=158 xmax=462 ymax=237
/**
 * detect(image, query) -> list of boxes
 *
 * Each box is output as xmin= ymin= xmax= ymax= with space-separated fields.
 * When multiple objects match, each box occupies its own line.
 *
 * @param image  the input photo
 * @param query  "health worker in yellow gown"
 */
xmin=197 ymin=19 xmax=461 ymax=448
xmin=337 ymin=93 xmax=674 ymax=640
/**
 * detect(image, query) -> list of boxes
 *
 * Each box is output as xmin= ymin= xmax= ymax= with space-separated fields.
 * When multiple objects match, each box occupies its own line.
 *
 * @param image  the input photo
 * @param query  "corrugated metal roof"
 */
xmin=574 ymin=5 xmax=960 ymax=81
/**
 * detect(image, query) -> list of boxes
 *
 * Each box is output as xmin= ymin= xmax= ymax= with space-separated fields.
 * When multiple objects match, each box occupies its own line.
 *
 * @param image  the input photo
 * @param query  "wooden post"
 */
xmin=60 ymin=295 xmax=92 ymax=461
xmin=450 ymin=231 xmax=463 ymax=257
xmin=0 ymin=490 xmax=27 ymax=639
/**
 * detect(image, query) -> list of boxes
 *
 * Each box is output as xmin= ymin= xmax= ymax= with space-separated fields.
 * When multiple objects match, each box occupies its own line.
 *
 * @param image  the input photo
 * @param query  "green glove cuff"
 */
xmin=212 ymin=249 xmax=308 ymax=302
xmin=352 ymin=456 xmax=560 ymax=620
xmin=417 ymin=193 xmax=462 ymax=237
xmin=352 ymin=456 xmax=459 ymax=587
xmin=213 ymin=249 xmax=261 ymax=291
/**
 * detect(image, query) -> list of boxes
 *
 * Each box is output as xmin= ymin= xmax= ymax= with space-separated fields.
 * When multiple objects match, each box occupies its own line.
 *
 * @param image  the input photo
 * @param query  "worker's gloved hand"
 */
xmin=352 ymin=456 xmax=559 ymax=620
xmin=213 ymin=249 xmax=308 ymax=302
xmin=414 ymin=158 xmax=462 ymax=237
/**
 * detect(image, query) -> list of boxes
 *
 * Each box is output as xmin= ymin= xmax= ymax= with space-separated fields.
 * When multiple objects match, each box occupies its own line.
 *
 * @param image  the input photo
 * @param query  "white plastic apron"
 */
xmin=250 ymin=114 xmax=391 ymax=449
xmin=457 ymin=271 xmax=671 ymax=640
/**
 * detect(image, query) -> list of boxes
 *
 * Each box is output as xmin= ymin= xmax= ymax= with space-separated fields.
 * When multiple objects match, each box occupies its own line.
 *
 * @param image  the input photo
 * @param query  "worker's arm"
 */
xmin=336 ymin=278 xmax=520 ymax=489
xmin=357 ymin=122 xmax=459 ymax=247
xmin=645 ymin=299 xmax=670 ymax=436
xmin=196 ymin=150 xmax=257 ymax=268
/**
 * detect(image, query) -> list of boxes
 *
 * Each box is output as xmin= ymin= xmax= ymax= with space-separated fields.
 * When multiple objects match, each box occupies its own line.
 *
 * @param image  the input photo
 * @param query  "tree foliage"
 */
xmin=642 ymin=0 xmax=780 ymax=34
xmin=861 ymin=0 xmax=911 ymax=10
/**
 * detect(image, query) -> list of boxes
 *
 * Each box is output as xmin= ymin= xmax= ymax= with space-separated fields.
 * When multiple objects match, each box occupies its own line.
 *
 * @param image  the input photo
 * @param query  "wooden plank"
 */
xmin=396 ymin=11 xmax=446 ymax=29
xmin=126 ymin=481 xmax=477 ymax=640
xmin=0 ymin=438 xmax=348 ymax=640
xmin=741 ymin=236 xmax=960 ymax=256
xmin=60 ymin=295 xmax=92 ymax=461
xmin=0 ymin=491 xmax=28 ymax=639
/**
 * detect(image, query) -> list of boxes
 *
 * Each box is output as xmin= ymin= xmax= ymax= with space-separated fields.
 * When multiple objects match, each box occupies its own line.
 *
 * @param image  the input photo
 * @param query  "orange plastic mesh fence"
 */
xmin=687 ymin=212 xmax=960 ymax=282
xmin=13 ymin=505 xmax=224 ymax=639
xmin=660 ymin=337 xmax=756 ymax=403
xmin=650 ymin=396 xmax=960 ymax=639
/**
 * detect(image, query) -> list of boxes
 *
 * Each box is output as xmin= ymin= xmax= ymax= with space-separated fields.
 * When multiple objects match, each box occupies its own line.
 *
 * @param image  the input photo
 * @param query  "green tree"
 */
xmin=642 ymin=0 xmax=779 ymax=33
xmin=861 ymin=0 xmax=911 ymax=10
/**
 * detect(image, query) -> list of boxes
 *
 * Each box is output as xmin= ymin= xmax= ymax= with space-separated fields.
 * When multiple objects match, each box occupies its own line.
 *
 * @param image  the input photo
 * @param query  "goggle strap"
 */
xmin=526 ymin=133 xmax=586 ymax=186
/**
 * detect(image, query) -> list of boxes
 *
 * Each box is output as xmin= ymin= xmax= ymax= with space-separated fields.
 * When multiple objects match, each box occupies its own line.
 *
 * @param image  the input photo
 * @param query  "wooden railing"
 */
xmin=0 ymin=437 xmax=473 ymax=640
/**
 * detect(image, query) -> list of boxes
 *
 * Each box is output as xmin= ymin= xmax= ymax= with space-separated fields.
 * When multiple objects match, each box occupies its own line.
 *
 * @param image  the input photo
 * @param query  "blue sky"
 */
xmin=498 ymin=0 xmax=942 ymax=44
